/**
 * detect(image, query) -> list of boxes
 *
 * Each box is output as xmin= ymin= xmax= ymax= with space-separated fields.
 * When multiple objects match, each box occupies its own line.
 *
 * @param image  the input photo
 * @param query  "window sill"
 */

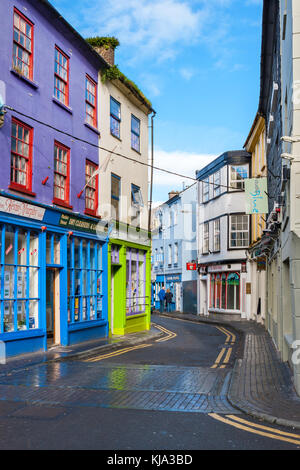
xmin=52 ymin=198 xmax=73 ymax=210
xmin=84 ymin=122 xmax=100 ymax=136
xmin=84 ymin=209 xmax=101 ymax=219
xmin=110 ymin=132 xmax=122 ymax=141
xmin=10 ymin=68 xmax=39 ymax=89
xmin=131 ymin=147 xmax=141 ymax=155
xmin=52 ymin=97 xmax=73 ymax=114
xmin=8 ymin=184 xmax=36 ymax=197
xmin=228 ymin=246 xmax=248 ymax=251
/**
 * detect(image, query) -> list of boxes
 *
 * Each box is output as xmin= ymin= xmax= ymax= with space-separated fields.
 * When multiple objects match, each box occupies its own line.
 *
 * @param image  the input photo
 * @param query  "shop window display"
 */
xmin=1 ymin=225 xmax=40 ymax=333
xmin=126 ymin=248 xmax=146 ymax=316
xmin=210 ymin=272 xmax=240 ymax=312
xmin=67 ymin=237 xmax=103 ymax=323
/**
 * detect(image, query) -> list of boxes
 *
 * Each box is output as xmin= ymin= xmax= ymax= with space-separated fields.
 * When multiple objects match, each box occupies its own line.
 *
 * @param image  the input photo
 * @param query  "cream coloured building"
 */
xmin=87 ymin=39 xmax=156 ymax=336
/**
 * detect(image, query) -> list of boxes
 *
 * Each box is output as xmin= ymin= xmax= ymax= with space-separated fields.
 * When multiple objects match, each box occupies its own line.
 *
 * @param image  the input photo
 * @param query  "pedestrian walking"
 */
xmin=158 ymin=286 xmax=166 ymax=313
xmin=165 ymin=289 xmax=173 ymax=312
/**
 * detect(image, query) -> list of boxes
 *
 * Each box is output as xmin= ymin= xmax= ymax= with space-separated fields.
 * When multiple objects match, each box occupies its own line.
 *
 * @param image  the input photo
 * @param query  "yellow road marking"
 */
xmin=227 ymin=414 xmax=300 ymax=439
xmin=223 ymin=347 xmax=232 ymax=364
xmin=154 ymin=323 xmax=177 ymax=342
xmin=84 ymin=343 xmax=152 ymax=362
xmin=209 ymin=413 xmax=300 ymax=446
xmin=216 ymin=326 xmax=231 ymax=343
xmin=156 ymin=316 xmax=235 ymax=369
xmin=221 ymin=326 xmax=236 ymax=343
xmin=211 ymin=347 xmax=226 ymax=368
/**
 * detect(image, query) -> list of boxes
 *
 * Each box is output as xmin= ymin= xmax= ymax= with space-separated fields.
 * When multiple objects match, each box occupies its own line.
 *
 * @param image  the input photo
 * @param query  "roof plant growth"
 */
xmin=85 ymin=36 xmax=152 ymax=109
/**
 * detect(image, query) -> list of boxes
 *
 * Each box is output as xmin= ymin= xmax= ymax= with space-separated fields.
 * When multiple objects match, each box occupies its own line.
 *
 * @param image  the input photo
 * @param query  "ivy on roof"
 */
xmin=101 ymin=65 xmax=152 ymax=109
xmin=85 ymin=36 xmax=152 ymax=110
xmin=85 ymin=36 xmax=120 ymax=50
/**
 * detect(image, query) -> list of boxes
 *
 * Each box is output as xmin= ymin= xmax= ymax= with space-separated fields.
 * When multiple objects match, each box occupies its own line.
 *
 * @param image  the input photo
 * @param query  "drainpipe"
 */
xmin=148 ymin=109 xmax=156 ymax=238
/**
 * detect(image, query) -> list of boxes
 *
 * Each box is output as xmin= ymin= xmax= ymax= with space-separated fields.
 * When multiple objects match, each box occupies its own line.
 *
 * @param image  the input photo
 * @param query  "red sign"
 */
xmin=186 ymin=262 xmax=197 ymax=271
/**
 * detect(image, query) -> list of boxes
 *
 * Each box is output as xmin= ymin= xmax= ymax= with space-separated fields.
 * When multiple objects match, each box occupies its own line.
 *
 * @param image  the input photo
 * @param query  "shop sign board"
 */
xmin=245 ymin=178 xmax=268 ymax=214
xmin=59 ymin=213 xmax=104 ymax=234
xmin=0 ymin=196 xmax=45 ymax=221
xmin=165 ymin=274 xmax=181 ymax=282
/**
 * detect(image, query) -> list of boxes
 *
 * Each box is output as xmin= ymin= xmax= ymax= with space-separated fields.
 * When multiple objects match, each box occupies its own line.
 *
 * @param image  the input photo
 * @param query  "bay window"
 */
xmin=229 ymin=164 xmax=249 ymax=190
xmin=229 ymin=214 xmax=249 ymax=248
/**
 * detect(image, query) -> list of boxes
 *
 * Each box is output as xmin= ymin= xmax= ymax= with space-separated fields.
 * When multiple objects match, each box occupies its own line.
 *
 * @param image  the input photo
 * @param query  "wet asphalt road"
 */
xmin=0 ymin=315 xmax=299 ymax=451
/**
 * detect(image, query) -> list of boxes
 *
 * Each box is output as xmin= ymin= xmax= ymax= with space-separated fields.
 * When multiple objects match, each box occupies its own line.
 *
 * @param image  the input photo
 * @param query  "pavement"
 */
xmin=2 ymin=311 xmax=300 ymax=431
xmin=155 ymin=310 xmax=300 ymax=430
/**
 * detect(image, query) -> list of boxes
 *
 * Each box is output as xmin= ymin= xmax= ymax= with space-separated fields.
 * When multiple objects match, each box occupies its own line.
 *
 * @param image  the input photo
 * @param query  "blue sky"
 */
xmin=51 ymin=0 xmax=263 ymax=204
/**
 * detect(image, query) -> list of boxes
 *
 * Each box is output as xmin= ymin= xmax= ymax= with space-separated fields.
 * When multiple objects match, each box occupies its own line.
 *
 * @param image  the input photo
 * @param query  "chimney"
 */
xmin=168 ymin=190 xmax=180 ymax=200
xmin=94 ymin=45 xmax=115 ymax=66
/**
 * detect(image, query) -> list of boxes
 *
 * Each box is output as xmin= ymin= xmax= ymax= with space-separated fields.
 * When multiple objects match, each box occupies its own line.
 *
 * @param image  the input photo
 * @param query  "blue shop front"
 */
xmin=153 ymin=273 xmax=182 ymax=312
xmin=0 ymin=192 xmax=108 ymax=358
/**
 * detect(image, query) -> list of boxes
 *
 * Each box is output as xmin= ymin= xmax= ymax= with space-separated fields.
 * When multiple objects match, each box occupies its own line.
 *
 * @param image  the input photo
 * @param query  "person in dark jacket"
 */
xmin=165 ymin=289 xmax=173 ymax=312
xmin=158 ymin=286 xmax=166 ymax=313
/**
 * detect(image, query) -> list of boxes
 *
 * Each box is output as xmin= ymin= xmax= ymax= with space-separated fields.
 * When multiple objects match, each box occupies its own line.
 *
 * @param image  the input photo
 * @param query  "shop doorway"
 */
xmin=111 ymin=265 xmax=121 ymax=334
xmin=46 ymin=268 xmax=60 ymax=347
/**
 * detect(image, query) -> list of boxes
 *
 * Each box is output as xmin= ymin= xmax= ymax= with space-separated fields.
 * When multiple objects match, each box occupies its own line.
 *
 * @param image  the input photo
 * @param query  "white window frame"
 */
xmin=203 ymin=222 xmax=209 ymax=254
xmin=202 ymin=178 xmax=210 ymax=202
xmin=213 ymin=171 xmax=221 ymax=197
xmin=174 ymin=242 xmax=178 ymax=264
xmin=213 ymin=218 xmax=220 ymax=252
xmin=168 ymin=244 xmax=172 ymax=265
xmin=229 ymin=214 xmax=249 ymax=248
xmin=229 ymin=164 xmax=249 ymax=190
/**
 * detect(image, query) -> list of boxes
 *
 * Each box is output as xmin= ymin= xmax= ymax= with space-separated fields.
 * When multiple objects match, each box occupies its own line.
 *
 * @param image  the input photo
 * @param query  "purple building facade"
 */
xmin=0 ymin=0 xmax=109 ymax=357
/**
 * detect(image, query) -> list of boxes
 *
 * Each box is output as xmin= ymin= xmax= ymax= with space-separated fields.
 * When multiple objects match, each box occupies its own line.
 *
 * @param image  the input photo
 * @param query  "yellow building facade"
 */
xmin=244 ymin=113 xmax=267 ymax=322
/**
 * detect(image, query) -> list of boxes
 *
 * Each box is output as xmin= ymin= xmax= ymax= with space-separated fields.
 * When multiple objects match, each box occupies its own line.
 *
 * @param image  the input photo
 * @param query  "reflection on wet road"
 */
xmin=0 ymin=316 xmax=239 ymax=414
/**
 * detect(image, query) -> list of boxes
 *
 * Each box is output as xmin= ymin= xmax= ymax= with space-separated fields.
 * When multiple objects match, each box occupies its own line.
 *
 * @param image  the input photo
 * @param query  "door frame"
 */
xmin=46 ymin=267 xmax=61 ymax=346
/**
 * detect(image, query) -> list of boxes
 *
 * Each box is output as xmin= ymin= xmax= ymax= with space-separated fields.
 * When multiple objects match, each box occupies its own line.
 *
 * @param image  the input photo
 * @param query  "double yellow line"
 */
xmin=84 ymin=343 xmax=152 ymax=362
xmin=211 ymin=326 xmax=236 ymax=369
xmin=209 ymin=413 xmax=300 ymax=446
xmin=154 ymin=323 xmax=177 ymax=343
xmin=83 ymin=323 xmax=176 ymax=362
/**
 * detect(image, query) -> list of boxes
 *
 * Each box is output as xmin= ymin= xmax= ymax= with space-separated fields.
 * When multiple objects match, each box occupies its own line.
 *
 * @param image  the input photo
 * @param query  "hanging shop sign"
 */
xmin=257 ymin=256 xmax=267 ymax=271
xmin=186 ymin=262 xmax=197 ymax=271
xmin=0 ymin=196 xmax=45 ymax=221
xmin=245 ymin=178 xmax=268 ymax=214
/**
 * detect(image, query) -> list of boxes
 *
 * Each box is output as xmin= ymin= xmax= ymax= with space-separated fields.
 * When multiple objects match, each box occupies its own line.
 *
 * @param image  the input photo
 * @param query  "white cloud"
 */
xmin=153 ymin=148 xmax=216 ymax=191
xmin=74 ymin=0 xmax=209 ymax=63
xmin=179 ymin=68 xmax=195 ymax=81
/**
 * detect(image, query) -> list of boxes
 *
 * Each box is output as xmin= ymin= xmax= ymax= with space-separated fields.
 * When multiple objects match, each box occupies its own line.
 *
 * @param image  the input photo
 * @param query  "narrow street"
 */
xmin=0 ymin=315 xmax=299 ymax=451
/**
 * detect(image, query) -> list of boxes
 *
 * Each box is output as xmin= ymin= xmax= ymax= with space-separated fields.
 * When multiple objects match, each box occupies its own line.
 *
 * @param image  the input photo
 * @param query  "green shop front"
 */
xmin=108 ymin=224 xmax=151 ymax=336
